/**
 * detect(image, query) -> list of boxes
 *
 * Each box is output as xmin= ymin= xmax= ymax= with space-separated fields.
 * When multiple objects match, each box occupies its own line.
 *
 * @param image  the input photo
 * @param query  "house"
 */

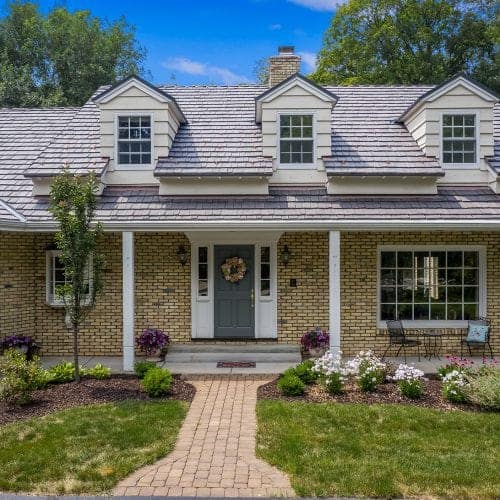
xmin=0 ymin=46 xmax=499 ymax=371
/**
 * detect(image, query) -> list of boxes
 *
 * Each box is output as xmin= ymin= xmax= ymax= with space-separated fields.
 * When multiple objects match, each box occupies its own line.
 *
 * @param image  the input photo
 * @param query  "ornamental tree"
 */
xmin=49 ymin=168 xmax=105 ymax=381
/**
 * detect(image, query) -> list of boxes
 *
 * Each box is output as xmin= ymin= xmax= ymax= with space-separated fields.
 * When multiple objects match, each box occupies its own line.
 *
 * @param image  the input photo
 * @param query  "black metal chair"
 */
xmin=382 ymin=320 xmax=421 ymax=363
xmin=460 ymin=318 xmax=493 ymax=360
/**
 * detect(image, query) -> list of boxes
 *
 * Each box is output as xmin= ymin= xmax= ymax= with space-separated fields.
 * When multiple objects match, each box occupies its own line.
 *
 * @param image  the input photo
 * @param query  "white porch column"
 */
xmin=329 ymin=230 xmax=341 ymax=356
xmin=122 ymin=231 xmax=135 ymax=372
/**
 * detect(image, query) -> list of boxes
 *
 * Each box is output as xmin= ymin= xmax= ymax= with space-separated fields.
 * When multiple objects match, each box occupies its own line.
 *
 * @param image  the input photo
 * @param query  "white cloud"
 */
xmin=288 ymin=0 xmax=343 ymax=11
xmin=162 ymin=57 xmax=251 ymax=85
xmin=298 ymin=51 xmax=317 ymax=71
xmin=269 ymin=23 xmax=282 ymax=31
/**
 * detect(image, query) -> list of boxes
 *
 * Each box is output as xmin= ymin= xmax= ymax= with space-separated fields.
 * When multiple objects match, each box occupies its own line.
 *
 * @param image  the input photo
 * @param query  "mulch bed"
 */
xmin=0 ymin=375 xmax=195 ymax=426
xmin=258 ymin=378 xmax=481 ymax=412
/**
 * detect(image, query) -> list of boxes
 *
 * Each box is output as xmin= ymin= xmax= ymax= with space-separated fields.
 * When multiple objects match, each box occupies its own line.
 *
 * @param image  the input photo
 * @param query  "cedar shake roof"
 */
xmin=0 ymin=80 xmax=498 ymax=226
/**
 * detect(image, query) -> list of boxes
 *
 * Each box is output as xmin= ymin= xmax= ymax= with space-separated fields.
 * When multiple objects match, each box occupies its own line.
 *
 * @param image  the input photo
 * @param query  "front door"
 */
xmin=214 ymin=245 xmax=255 ymax=338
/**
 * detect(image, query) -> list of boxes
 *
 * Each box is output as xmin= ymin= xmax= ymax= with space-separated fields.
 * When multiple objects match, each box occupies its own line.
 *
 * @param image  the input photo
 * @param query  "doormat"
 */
xmin=216 ymin=361 xmax=256 ymax=368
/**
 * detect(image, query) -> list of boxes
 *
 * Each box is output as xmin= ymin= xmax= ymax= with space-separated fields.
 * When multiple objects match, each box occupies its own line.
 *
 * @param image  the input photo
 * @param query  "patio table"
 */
xmin=422 ymin=331 xmax=443 ymax=360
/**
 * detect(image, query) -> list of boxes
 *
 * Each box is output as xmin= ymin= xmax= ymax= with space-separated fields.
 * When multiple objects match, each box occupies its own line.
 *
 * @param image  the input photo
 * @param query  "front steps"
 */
xmin=163 ymin=342 xmax=301 ymax=375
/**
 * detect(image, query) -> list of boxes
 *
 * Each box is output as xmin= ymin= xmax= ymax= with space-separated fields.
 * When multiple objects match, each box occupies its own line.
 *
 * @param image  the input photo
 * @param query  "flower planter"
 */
xmin=308 ymin=347 xmax=327 ymax=358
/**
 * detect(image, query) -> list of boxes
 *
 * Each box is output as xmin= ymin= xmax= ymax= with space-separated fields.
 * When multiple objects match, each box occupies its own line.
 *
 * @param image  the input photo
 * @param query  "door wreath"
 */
xmin=221 ymin=256 xmax=247 ymax=283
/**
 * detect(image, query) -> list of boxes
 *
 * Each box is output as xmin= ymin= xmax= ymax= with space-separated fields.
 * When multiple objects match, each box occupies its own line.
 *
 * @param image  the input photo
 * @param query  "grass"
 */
xmin=257 ymin=400 xmax=500 ymax=499
xmin=0 ymin=400 xmax=187 ymax=494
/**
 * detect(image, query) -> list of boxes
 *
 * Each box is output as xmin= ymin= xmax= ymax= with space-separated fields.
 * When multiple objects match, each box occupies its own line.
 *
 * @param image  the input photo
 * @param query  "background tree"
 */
xmin=0 ymin=1 xmax=146 ymax=107
xmin=254 ymin=57 xmax=270 ymax=85
xmin=49 ymin=169 xmax=105 ymax=381
xmin=311 ymin=0 xmax=499 ymax=92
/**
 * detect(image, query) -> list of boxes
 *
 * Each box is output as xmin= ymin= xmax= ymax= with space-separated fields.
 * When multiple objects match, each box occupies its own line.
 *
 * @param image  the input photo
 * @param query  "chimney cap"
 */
xmin=278 ymin=46 xmax=295 ymax=55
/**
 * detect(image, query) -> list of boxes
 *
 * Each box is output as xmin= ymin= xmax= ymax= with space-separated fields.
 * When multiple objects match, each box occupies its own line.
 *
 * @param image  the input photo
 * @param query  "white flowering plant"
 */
xmin=345 ymin=350 xmax=387 ymax=392
xmin=442 ymin=369 xmax=469 ymax=403
xmin=313 ymin=350 xmax=348 ymax=395
xmin=392 ymin=364 xmax=426 ymax=399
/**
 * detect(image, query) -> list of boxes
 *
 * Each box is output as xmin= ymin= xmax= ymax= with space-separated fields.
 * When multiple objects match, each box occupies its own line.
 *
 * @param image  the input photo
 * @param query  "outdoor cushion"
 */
xmin=466 ymin=324 xmax=489 ymax=343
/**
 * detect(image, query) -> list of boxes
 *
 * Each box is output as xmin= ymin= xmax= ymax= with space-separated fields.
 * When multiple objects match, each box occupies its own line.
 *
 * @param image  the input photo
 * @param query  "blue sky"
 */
xmin=35 ymin=0 xmax=340 ymax=85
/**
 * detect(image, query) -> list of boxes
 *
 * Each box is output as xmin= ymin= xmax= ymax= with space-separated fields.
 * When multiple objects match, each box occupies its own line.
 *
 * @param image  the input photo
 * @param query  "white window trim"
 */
xmin=376 ymin=245 xmax=487 ymax=329
xmin=45 ymin=250 xmax=93 ymax=307
xmin=114 ymin=112 xmax=154 ymax=170
xmin=277 ymin=111 xmax=316 ymax=169
xmin=440 ymin=111 xmax=480 ymax=169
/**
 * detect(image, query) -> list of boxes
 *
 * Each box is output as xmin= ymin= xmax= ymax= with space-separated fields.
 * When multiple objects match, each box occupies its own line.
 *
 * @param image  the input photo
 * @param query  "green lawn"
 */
xmin=257 ymin=400 xmax=500 ymax=499
xmin=0 ymin=400 xmax=187 ymax=494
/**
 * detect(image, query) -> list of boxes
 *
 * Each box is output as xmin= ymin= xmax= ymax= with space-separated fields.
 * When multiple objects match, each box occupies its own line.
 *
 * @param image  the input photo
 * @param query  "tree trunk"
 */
xmin=72 ymin=322 xmax=80 ymax=382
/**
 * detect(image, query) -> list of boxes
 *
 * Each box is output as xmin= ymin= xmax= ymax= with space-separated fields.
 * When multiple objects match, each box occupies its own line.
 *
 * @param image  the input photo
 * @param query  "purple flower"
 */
xmin=135 ymin=328 xmax=170 ymax=355
xmin=300 ymin=328 xmax=330 ymax=350
xmin=1 ymin=334 xmax=36 ymax=349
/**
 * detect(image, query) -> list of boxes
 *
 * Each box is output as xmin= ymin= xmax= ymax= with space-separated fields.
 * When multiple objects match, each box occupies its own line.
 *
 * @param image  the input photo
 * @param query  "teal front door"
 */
xmin=214 ymin=245 xmax=255 ymax=338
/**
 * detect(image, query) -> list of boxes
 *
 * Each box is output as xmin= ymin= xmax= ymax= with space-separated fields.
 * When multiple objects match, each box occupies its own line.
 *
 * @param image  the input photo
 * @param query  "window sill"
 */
xmin=114 ymin=165 xmax=154 ymax=171
xmin=442 ymin=164 xmax=479 ymax=170
xmin=378 ymin=320 xmax=469 ymax=329
xmin=278 ymin=164 xmax=317 ymax=170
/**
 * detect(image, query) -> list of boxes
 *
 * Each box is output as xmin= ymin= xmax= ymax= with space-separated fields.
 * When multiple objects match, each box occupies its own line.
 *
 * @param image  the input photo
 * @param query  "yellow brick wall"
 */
xmin=134 ymin=233 xmax=191 ymax=343
xmin=277 ymin=232 xmax=329 ymax=342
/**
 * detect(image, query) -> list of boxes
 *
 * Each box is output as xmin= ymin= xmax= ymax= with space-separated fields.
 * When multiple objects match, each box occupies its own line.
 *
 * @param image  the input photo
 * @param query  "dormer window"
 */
xmin=117 ymin=115 xmax=152 ymax=166
xmin=442 ymin=114 xmax=477 ymax=166
xmin=279 ymin=114 xmax=314 ymax=166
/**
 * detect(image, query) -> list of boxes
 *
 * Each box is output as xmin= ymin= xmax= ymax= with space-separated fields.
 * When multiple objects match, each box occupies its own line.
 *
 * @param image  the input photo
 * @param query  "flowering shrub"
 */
xmin=442 ymin=370 xmax=469 ymax=403
xmin=345 ymin=350 xmax=387 ymax=392
xmin=392 ymin=364 xmax=425 ymax=399
xmin=135 ymin=328 xmax=170 ymax=356
xmin=313 ymin=350 xmax=348 ymax=395
xmin=437 ymin=356 xmax=475 ymax=379
xmin=1 ymin=334 xmax=37 ymax=351
xmin=300 ymin=328 xmax=329 ymax=351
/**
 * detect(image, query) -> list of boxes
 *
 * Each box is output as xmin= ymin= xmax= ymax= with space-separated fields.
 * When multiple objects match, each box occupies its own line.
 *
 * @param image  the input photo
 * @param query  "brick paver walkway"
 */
xmin=113 ymin=377 xmax=294 ymax=497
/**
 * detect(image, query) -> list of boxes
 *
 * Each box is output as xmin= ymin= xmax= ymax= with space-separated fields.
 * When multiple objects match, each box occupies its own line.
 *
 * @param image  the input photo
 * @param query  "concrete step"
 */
xmin=169 ymin=343 xmax=300 ymax=354
xmin=163 ymin=361 xmax=297 ymax=375
xmin=164 ymin=351 xmax=301 ymax=363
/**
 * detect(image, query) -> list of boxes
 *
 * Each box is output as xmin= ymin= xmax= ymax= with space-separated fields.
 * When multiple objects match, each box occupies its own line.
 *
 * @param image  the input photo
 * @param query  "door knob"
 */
xmin=250 ymin=288 xmax=254 ymax=308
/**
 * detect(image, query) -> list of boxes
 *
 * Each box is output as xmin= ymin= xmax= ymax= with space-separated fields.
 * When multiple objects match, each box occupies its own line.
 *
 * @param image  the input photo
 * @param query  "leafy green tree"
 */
xmin=49 ymin=168 xmax=105 ymax=381
xmin=254 ymin=57 xmax=270 ymax=84
xmin=0 ymin=1 xmax=146 ymax=107
xmin=311 ymin=0 xmax=499 ymax=92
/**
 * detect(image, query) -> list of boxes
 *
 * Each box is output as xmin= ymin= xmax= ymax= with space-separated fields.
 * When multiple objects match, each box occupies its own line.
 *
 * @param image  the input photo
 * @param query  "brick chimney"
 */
xmin=268 ymin=46 xmax=301 ymax=86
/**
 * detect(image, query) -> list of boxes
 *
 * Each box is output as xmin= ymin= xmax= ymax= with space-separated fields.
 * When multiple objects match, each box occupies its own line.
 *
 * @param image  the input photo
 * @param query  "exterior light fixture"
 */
xmin=280 ymin=245 xmax=291 ymax=266
xmin=177 ymin=245 xmax=188 ymax=266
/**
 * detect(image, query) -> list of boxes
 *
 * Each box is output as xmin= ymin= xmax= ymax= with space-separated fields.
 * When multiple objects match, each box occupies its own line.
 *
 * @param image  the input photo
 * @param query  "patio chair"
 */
xmin=460 ymin=318 xmax=493 ymax=360
xmin=382 ymin=320 xmax=421 ymax=363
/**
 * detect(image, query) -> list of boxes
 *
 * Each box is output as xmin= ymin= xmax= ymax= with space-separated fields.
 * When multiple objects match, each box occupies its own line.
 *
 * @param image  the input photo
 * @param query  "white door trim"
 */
xmin=187 ymin=232 xmax=282 ymax=339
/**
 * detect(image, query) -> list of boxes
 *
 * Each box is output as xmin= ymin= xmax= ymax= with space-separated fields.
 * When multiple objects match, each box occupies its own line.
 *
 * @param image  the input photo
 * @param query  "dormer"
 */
xmin=400 ymin=74 xmax=499 ymax=190
xmin=93 ymin=76 xmax=186 ymax=185
xmin=255 ymin=49 xmax=337 ymax=185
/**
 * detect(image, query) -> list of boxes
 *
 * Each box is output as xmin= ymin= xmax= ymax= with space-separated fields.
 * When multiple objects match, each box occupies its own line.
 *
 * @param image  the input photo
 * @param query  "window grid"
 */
xmin=279 ymin=114 xmax=313 ymax=164
xmin=117 ymin=115 xmax=152 ymax=165
xmin=260 ymin=246 xmax=271 ymax=296
xmin=198 ymin=247 xmax=208 ymax=297
xmin=380 ymin=250 xmax=480 ymax=322
xmin=442 ymin=114 xmax=476 ymax=164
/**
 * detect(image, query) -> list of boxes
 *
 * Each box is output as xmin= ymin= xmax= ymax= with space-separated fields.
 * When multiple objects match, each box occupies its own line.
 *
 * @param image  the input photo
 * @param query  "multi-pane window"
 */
xmin=379 ymin=249 xmax=481 ymax=322
xmin=442 ymin=114 xmax=476 ymax=164
xmin=279 ymin=114 xmax=313 ymax=164
xmin=46 ymin=251 xmax=91 ymax=306
xmin=117 ymin=115 xmax=152 ymax=165
xmin=198 ymin=247 xmax=208 ymax=297
xmin=260 ymin=247 xmax=271 ymax=296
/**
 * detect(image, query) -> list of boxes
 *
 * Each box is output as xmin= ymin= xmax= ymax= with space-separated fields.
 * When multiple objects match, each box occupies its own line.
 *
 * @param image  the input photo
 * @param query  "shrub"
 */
xmin=47 ymin=361 xmax=75 ymax=383
xmin=0 ymin=334 xmax=37 ymax=351
xmin=141 ymin=367 xmax=173 ymax=397
xmin=392 ymin=364 xmax=425 ymax=399
xmin=313 ymin=350 xmax=347 ymax=395
xmin=277 ymin=373 xmax=305 ymax=396
xmin=438 ymin=356 xmax=474 ymax=379
xmin=323 ymin=372 xmax=344 ymax=395
xmin=0 ymin=350 xmax=44 ymax=405
xmin=82 ymin=363 xmax=111 ymax=379
xmin=442 ymin=370 xmax=469 ymax=403
xmin=466 ymin=369 xmax=500 ymax=410
xmin=134 ymin=360 xmax=157 ymax=379
xmin=345 ymin=350 xmax=387 ymax=392
xmin=300 ymin=327 xmax=329 ymax=351
xmin=135 ymin=328 xmax=170 ymax=356
xmin=293 ymin=360 xmax=318 ymax=385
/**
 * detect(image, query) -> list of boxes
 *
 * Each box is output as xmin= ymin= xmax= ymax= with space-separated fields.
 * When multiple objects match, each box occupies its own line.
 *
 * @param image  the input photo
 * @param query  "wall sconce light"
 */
xmin=280 ymin=245 xmax=291 ymax=266
xmin=177 ymin=245 xmax=188 ymax=266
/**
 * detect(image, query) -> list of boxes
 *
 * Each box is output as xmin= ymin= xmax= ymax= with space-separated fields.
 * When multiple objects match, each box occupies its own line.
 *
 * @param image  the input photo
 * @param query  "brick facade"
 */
xmin=1 ymin=230 xmax=498 ymax=357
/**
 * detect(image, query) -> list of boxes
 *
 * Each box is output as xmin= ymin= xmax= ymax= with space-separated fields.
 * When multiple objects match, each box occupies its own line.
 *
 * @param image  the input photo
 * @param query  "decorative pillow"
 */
xmin=466 ymin=324 xmax=489 ymax=343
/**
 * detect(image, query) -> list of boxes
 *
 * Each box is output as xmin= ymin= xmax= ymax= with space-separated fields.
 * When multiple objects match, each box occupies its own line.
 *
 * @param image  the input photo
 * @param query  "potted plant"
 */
xmin=135 ymin=328 xmax=170 ymax=361
xmin=0 ymin=334 xmax=39 ymax=359
xmin=301 ymin=327 xmax=330 ymax=358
